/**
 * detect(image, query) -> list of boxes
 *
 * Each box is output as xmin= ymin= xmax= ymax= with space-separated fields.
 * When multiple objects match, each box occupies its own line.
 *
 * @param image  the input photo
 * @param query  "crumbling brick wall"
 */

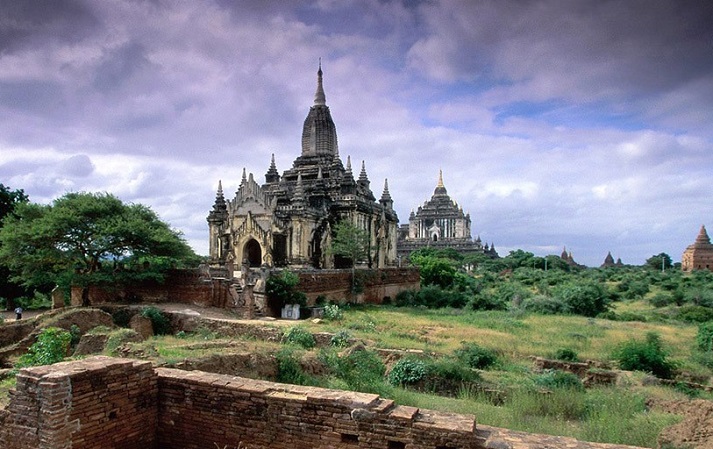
xmin=296 ymin=267 xmax=420 ymax=304
xmin=156 ymin=367 xmax=478 ymax=449
xmin=0 ymin=357 xmax=157 ymax=449
xmin=0 ymin=357 xmax=646 ymax=449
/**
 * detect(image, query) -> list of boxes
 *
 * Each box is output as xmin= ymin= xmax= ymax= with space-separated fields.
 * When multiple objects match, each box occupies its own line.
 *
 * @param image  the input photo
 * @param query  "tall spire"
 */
xmin=314 ymin=58 xmax=326 ymax=106
xmin=434 ymin=169 xmax=447 ymax=195
xmin=208 ymin=180 xmax=228 ymax=222
xmin=696 ymin=225 xmax=711 ymax=244
xmin=265 ymin=153 xmax=280 ymax=183
xmin=380 ymin=178 xmax=393 ymax=209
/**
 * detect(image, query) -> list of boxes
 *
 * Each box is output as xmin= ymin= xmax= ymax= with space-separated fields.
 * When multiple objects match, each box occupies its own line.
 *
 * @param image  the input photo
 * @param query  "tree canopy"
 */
xmin=0 ymin=192 xmax=199 ymax=293
xmin=329 ymin=220 xmax=370 ymax=268
xmin=0 ymin=184 xmax=31 ymax=304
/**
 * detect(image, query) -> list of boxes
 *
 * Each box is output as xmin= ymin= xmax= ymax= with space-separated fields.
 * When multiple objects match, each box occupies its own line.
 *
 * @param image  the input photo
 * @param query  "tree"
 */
xmin=0 ymin=184 xmax=30 ymax=307
xmin=329 ymin=220 xmax=370 ymax=267
xmin=0 ymin=192 xmax=199 ymax=305
xmin=328 ymin=220 xmax=370 ymax=294
xmin=646 ymin=253 xmax=673 ymax=271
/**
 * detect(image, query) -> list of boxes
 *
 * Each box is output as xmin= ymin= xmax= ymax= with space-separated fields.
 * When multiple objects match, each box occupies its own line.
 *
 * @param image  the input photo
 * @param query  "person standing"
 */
xmin=14 ymin=306 xmax=22 ymax=320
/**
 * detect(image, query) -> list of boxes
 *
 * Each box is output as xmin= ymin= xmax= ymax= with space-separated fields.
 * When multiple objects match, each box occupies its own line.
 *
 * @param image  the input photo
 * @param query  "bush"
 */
xmin=613 ymin=332 xmax=675 ymax=379
xmin=388 ymin=358 xmax=427 ymax=386
xmin=533 ymin=369 xmax=583 ymax=390
xmin=69 ymin=324 xmax=82 ymax=347
xmin=323 ymin=304 xmax=343 ymax=321
xmin=330 ymin=330 xmax=352 ymax=348
xmin=140 ymin=306 xmax=171 ymax=335
xmin=454 ymin=342 xmax=499 ymax=369
xmin=697 ymin=322 xmax=713 ymax=353
xmin=510 ymin=387 xmax=588 ymax=421
xmin=17 ymin=327 xmax=71 ymax=367
xmin=332 ymin=349 xmax=386 ymax=394
xmin=676 ymin=305 xmax=713 ymax=323
xmin=520 ymin=295 xmax=568 ymax=315
xmin=649 ymin=293 xmax=675 ymax=308
xmin=554 ymin=282 xmax=611 ymax=317
xmin=282 ymin=326 xmax=315 ymax=349
xmin=266 ymin=271 xmax=307 ymax=307
xmin=275 ymin=348 xmax=312 ymax=385
xmin=553 ymin=348 xmax=579 ymax=362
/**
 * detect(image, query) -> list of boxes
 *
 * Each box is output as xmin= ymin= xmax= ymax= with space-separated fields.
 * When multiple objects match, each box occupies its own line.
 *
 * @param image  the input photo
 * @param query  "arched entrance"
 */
xmin=244 ymin=239 xmax=262 ymax=267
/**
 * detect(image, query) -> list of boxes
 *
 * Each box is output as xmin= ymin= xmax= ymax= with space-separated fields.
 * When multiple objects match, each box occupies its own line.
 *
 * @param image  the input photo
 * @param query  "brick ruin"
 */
xmin=0 ymin=357 xmax=644 ymax=449
xmin=69 ymin=267 xmax=420 ymax=319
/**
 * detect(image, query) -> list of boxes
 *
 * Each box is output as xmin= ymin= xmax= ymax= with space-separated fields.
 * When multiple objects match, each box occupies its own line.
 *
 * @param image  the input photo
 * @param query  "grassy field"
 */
xmin=1 ymin=301 xmax=710 ymax=448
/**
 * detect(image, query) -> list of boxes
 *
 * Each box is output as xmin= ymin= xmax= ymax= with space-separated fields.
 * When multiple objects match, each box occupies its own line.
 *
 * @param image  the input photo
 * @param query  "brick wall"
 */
xmin=0 ymin=357 xmax=646 ymax=449
xmin=0 ymin=357 xmax=157 ymax=449
xmin=295 ymin=268 xmax=420 ymax=304
xmin=71 ymin=269 xmax=232 ymax=308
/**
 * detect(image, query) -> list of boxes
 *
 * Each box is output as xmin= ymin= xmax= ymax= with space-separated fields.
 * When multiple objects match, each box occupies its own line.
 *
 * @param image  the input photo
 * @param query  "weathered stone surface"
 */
xmin=129 ymin=314 xmax=153 ymax=339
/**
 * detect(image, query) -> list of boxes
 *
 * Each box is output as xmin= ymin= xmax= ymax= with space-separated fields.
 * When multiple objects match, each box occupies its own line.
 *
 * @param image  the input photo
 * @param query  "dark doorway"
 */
xmin=273 ymin=234 xmax=287 ymax=266
xmin=244 ymin=239 xmax=262 ymax=267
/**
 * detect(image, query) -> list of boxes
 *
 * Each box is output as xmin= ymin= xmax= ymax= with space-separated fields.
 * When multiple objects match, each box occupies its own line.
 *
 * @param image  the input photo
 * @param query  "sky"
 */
xmin=1 ymin=0 xmax=712 ymax=267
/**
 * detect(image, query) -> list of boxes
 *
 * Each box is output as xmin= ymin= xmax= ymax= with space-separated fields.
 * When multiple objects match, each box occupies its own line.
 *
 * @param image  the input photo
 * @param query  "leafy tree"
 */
xmin=553 ymin=281 xmax=611 ymax=317
xmin=410 ymin=254 xmax=457 ymax=288
xmin=329 ymin=220 xmax=370 ymax=266
xmin=328 ymin=220 xmax=371 ymax=292
xmin=645 ymin=253 xmax=673 ymax=271
xmin=0 ymin=184 xmax=30 ymax=307
xmin=266 ymin=270 xmax=307 ymax=307
xmin=0 ymin=192 xmax=199 ymax=305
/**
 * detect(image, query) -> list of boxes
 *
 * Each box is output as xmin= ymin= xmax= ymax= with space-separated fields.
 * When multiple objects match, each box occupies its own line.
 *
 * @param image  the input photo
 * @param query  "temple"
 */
xmin=682 ymin=225 xmax=713 ymax=272
xmin=208 ymin=65 xmax=398 ymax=274
xmin=397 ymin=170 xmax=497 ymax=260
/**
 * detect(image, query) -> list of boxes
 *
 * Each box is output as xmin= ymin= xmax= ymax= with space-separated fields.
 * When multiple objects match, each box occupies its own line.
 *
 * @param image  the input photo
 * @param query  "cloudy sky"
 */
xmin=1 ymin=0 xmax=712 ymax=266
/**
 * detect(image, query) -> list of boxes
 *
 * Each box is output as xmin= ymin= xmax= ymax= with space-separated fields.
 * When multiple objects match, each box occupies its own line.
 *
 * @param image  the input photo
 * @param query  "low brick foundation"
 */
xmin=0 ymin=357 xmax=646 ymax=449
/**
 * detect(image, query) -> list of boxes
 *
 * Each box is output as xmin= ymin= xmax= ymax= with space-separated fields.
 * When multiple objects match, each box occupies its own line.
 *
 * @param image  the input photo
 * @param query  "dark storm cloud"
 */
xmin=410 ymin=0 xmax=713 ymax=98
xmin=0 ymin=0 xmax=99 ymax=53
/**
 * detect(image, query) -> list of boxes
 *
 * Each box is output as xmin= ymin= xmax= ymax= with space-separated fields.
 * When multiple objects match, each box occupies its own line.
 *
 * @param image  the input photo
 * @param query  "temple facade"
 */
xmin=207 ymin=65 xmax=398 ymax=274
xmin=682 ymin=225 xmax=713 ymax=272
xmin=397 ymin=171 xmax=497 ymax=260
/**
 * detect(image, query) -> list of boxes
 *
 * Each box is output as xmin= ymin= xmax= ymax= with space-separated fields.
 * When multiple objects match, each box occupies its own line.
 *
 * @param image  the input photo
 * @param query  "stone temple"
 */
xmin=397 ymin=170 xmax=498 ymax=260
xmin=682 ymin=225 xmax=713 ymax=272
xmin=207 ymin=65 xmax=398 ymax=274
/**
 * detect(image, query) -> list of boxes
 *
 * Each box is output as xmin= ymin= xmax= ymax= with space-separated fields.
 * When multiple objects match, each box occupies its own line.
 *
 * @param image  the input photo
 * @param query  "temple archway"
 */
xmin=244 ymin=239 xmax=262 ymax=267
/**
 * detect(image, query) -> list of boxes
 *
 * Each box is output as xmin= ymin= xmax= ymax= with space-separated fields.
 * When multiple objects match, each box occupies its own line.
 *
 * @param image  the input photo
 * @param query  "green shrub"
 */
xmin=388 ymin=358 xmax=427 ymax=386
xmin=140 ymin=306 xmax=171 ymax=335
xmin=424 ymin=357 xmax=481 ymax=386
xmin=330 ymin=330 xmax=352 ymax=348
xmin=266 ymin=271 xmax=307 ymax=307
xmin=676 ymin=305 xmax=713 ymax=323
xmin=613 ymin=332 xmax=676 ymax=379
xmin=553 ymin=348 xmax=579 ymax=362
xmin=332 ymin=349 xmax=386 ymax=394
xmin=520 ymin=295 xmax=568 ymax=315
xmin=323 ymin=304 xmax=343 ymax=321
xmin=454 ymin=342 xmax=499 ymax=369
xmin=275 ymin=348 xmax=312 ymax=385
xmin=17 ymin=327 xmax=71 ymax=367
xmin=649 ymin=293 xmax=675 ymax=308
xmin=15 ymin=291 xmax=52 ymax=310
xmin=533 ymin=369 xmax=584 ymax=390
xmin=553 ymin=282 xmax=611 ymax=317
xmin=282 ymin=326 xmax=315 ymax=349
xmin=697 ymin=322 xmax=713 ymax=352
xmin=69 ymin=324 xmax=82 ymax=347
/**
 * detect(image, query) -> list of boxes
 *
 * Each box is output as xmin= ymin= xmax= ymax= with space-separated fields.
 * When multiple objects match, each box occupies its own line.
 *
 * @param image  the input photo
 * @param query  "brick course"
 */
xmin=0 ymin=357 xmax=646 ymax=449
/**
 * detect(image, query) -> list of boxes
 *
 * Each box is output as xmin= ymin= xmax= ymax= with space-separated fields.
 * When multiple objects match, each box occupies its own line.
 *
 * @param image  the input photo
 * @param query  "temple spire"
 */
xmin=314 ymin=59 xmax=326 ymax=106
xmin=380 ymin=178 xmax=393 ymax=209
xmin=438 ymin=169 xmax=444 ymax=188
xmin=696 ymin=225 xmax=711 ymax=244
